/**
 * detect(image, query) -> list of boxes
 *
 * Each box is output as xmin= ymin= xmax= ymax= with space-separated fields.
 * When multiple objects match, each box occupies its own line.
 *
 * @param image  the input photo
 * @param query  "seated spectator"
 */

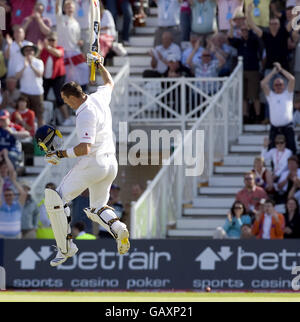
xmin=4 ymin=26 xmax=31 ymax=78
xmin=277 ymin=155 xmax=300 ymax=204
xmin=209 ymin=32 xmax=237 ymax=76
xmin=251 ymin=156 xmax=273 ymax=192
xmin=252 ymin=198 xmax=285 ymax=239
xmin=15 ymin=42 xmax=45 ymax=128
xmin=187 ymin=44 xmax=225 ymax=94
xmin=99 ymin=0 xmax=117 ymax=58
xmin=22 ymin=2 xmax=52 ymax=45
xmin=72 ymin=221 xmax=96 ymax=240
xmin=153 ymin=0 xmax=181 ymax=46
xmin=11 ymin=96 xmax=35 ymax=137
xmin=189 ymin=0 xmax=217 ymax=39
xmin=217 ymin=201 xmax=252 ymax=239
xmin=228 ymin=21 xmax=261 ymax=123
xmin=143 ymin=31 xmax=181 ymax=78
xmin=260 ymin=62 xmax=296 ymax=154
xmin=236 ymin=171 xmax=268 ymax=215
xmin=283 ymin=197 xmax=300 ymax=238
xmin=56 ymin=0 xmax=89 ymax=91
xmin=20 ymin=180 xmax=39 ymax=239
xmin=0 ymin=170 xmax=27 ymax=239
xmin=261 ymin=135 xmax=292 ymax=184
xmin=181 ymin=34 xmax=204 ymax=74
xmin=217 ymin=0 xmax=243 ymax=32
xmin=39 ymin=32 xmax=71 ymax=126
xmin=1 ymin=77 xmax=21 ymax=113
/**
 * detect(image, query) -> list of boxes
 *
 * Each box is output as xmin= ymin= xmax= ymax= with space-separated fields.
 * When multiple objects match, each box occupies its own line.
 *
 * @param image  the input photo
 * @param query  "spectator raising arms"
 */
xmin=55 ymin=0 xmax=89 ymax=90
xmin=0 ymin=169 xmax=27 ymax=239
xmin=217 ymin=0 xmax=243 ymax=31
xmin=260 ymin=62 xmax=296 ymax=154
xmin=22 ymin=2 xmax=52 ymax=45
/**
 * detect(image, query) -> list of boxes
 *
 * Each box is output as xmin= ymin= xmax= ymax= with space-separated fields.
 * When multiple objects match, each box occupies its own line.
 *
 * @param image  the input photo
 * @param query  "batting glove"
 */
xmin=87 ymin=51 xmax=104 ymax=66
xmin=45 ymin=152 xmax=61 ymax=166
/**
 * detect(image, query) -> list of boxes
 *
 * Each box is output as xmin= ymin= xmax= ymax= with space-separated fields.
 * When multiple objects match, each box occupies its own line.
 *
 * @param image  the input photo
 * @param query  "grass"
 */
xmin=1 ymin=291 xmax=300 ymax=302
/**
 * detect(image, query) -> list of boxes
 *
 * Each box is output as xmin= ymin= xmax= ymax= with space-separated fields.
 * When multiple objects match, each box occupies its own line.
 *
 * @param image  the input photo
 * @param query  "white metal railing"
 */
xmin=130 ymin=57 xmax=243 ymax=239
xmin=31 ymin=61 xmax=130 ymax=203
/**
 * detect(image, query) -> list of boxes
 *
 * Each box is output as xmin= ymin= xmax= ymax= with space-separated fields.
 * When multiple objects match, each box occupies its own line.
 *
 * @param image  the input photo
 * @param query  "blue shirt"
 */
xmin=223 ymin=215 xmax=252 ymax=238
xmin=0 ymin=201 xmax=22 ymax=237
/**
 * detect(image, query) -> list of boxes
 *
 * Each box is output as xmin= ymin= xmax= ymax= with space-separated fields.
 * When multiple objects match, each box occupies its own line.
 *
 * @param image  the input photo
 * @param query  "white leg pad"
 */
xmin=44 ymin=188 xmax=71 ymax=254
xmin=84 ymin=206 xmax=122 ymax=239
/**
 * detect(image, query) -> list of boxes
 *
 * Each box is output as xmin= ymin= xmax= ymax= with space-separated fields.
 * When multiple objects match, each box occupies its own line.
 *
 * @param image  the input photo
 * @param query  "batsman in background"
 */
xmin=35 ymin=55 xmax=130 ymax=267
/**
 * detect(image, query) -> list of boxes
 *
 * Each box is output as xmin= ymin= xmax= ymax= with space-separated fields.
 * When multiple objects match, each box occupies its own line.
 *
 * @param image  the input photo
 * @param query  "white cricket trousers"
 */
xmin=57 ymin=153 xmax=118 ymax=208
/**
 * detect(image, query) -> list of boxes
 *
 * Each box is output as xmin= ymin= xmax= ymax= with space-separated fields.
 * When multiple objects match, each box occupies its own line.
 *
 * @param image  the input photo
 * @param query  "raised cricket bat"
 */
xmin=89 ymin=0 xmax=101 ymax=82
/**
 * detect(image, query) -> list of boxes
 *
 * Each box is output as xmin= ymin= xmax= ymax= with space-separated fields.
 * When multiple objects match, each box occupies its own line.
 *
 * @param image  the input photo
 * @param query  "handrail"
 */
xmin=130 ymin=57 xmax=243 ymax=238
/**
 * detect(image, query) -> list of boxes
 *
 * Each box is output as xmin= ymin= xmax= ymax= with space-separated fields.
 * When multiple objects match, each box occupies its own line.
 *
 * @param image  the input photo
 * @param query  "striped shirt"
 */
xmin=0 ymin=201 xmax=22 ymax=238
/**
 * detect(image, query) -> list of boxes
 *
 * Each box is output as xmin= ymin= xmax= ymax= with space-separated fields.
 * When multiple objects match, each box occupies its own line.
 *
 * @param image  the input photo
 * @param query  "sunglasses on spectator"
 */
xmin=275 ymin=141 xmax=285 ymax=144
xmin=4 ymin=193 xmax=14 ymax=197
xmin=234 ymin=206 xmax=243 ymax=210
xmin=245 ymin=177 xmax=254 ymax=180
xmin=274 ymin=83 xmax=283 ymax=87
xmin=48 ymin=38 xmax=56 ymax=41
xmin=202 ymin=54 xmax=211 ymax=58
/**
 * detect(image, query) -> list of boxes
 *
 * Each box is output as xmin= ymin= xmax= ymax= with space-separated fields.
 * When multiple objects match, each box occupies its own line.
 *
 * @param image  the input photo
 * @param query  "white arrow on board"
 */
xmin=218 ymin=246 xmax=233 ymax=261
xmin=16 ymin=247 xmax=41 ymax=270
xmin=38 ymin=246 xmax=52 ymax=261
xmin=195 ymin=247 xmax=221 ymax=270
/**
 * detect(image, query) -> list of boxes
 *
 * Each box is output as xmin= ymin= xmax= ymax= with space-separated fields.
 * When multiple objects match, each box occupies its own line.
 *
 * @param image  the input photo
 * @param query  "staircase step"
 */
xmin=223 ymin=155 xmax=270 ymax=166
xmin=230 ymin=144 xmax=262 ymax=153
xmin=184 ymin=207 xmax=227 ymax=216
xmin=193 ymin=197 xmax=234 ymax=208
xmin=238 ymin=134 xmax=265 ymax=145
xmin=34 ymin=156 xmax=44 ymax=167
xmin=114 ymin=55 xmax=151 ymax=67
xmin=129 ymin=36 xmax=154 ymax=47
xmin=199 ymin=186 xmax=240 ymax=195
xmin=209 ymin=175 xmax=244 ymax=186
xmin=135 ymin=27 xmax=156 ymax=35
xmin=244 ymin=124 xmax=269 ymax=132
xmin=177 ymin=218 xmax=224 ymax=229
xmin=215 ymin=166 xmax=252 ymax=174
xmin=125 ymin=46 xmax=152 ymax=55
xmin=168 ymin=229 xmax=214 ymax=237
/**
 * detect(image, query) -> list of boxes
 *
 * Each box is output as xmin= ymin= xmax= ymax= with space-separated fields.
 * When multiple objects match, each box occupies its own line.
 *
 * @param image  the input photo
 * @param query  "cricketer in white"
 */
xmin=43 ymin=58 xmax=130 ymax=267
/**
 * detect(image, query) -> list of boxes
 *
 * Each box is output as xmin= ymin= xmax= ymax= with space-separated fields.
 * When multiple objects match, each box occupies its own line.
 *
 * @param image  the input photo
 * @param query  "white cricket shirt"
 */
xmin=266 ymin=90 xmax=294 ymax=127
xmin=76 ymin=85 xmax=115 ymax=156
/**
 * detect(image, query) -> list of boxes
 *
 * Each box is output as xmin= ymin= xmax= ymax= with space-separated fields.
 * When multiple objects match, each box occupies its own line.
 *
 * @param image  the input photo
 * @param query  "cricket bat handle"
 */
xmin=90 ymin=61 xmax=96 ymax=82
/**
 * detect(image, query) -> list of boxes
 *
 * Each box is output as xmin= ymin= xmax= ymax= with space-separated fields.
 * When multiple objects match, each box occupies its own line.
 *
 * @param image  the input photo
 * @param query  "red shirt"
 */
xmin=236 ymin=186 xmax=268 ymax=213
xmin=11 ymin=109 xmax=35 ymax=137
xmin=40 ymin=46 xmax=66 ymax=79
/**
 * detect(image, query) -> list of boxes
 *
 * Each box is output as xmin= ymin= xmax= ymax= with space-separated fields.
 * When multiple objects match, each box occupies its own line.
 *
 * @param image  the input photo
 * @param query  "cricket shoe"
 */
xmin=116 ymin=226 xmax=130 ymax=255
xmin=50 ymin=242 xmax=78 ymax=267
